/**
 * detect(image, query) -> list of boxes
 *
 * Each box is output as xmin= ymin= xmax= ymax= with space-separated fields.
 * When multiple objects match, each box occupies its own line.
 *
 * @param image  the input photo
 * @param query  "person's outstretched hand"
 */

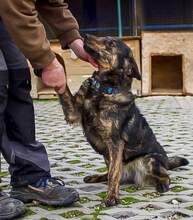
xmin=69 ymin=39 xmax=98 ymax=68
xmin=41 ymin=57 xmax=66 ymax=94
xmin=41 ymin=38 xmax=97 ymax=95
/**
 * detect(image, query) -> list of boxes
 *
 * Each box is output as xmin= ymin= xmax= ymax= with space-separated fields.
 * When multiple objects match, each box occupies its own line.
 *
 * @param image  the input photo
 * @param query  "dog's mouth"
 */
xmin=84 ymin=35 xmax=115 ymax=72
xmin=84 ymin=42 xmax=100 ymax=61
xmin=83 ymin=36 xmax=102 ymax=63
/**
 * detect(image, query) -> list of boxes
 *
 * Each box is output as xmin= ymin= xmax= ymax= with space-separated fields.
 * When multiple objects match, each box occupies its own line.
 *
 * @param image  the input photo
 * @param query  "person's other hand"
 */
xmin=69 ymin=39 xmax=98 ymax=68
xmin=41 ymin=57 xmax=66 ymax=94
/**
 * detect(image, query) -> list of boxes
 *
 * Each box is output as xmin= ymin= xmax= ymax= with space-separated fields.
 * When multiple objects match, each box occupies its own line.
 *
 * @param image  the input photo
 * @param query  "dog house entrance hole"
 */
xmin=151 ymin=55 xmax=183 ymax=94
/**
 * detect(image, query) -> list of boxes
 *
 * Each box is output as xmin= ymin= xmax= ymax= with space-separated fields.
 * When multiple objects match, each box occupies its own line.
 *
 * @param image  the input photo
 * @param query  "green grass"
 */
xmin=67 ymin=159 xmax=81 ymax=164
xmin=81 ymin=217 xmax=100 ymax=220
xmin=44 ymin=140 xmax=57 ymax=145
xmin=187 ymin=206 xmax=193 ymax=211
xmin=67 ymin=180 xmax=79 ymax=185
xmin=143 ymin=192 xmax=161 ymax=199
xmin=120 ymin=196 xmax=141 ymax=205
xmin=97 ymin=192 xmax=107 ymax=200
xmin=81 ymin=164 xmax=95 ymax=169
xmin=88 ymin=203 xmax=108 ymax=220
xmin=73 ymin=154 xmax=81 ymax=158
xmin=123 ymin=185 xmax=141 ymax=193
xmin=60 ymin=210 xmax=85 ymax=218
xmin=0 ymin=183 xmax=9 ymax=191
xmin=171 ymin=185 xmax=188 ymax=192
xmin=79 ymin=197 xmax=90 ymax=204
xmin=97 ymin=192 xmax=141 ymax=206
xmin=70 ymin=144 xmax=80 ymax=148
xmin=171 ymin=176 xmax=186 ymax=184
xmin=72 ymin=172 xmax=85 ymax=176
xmin=81 ymin=218 xmax=92 ymax=220
xmin=0 ymin=171 xmax=9 ymax=177
xmin=96 ymin=167 xmax=107 ymax=173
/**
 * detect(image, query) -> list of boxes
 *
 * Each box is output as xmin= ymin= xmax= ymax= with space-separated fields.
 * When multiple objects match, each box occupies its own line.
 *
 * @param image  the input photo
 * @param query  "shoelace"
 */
xmin=33 ymin=177 xmax=65 ymax=188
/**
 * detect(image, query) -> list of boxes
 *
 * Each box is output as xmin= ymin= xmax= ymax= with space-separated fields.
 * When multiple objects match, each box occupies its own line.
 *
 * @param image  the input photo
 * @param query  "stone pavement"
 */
xmin=1 ymin=96 xmax=193 ymax=220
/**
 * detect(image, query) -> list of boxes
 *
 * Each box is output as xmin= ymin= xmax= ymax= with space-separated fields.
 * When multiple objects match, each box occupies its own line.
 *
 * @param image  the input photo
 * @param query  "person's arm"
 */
xmin=0 ymin=0 xmax=55 ymax=69
xmin=0 ymin=0 xmax=96 ymax=93
xmin=36 ymin=1 xmax=81 ymax=49
xmin=0 ymin=0 xmax=69 ymax=93
xmin=36 ymin=1 xmax=98 ymax=67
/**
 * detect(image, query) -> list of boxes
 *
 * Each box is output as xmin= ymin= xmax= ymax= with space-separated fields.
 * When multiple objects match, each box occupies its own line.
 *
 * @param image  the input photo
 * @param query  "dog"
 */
xmin=58 ymin=34 xmax=189 ymax=206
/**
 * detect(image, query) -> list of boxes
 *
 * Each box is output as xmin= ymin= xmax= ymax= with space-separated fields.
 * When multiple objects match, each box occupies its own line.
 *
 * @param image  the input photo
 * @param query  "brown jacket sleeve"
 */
xmin=36 ymin=1 xmax=81 ymax=49
xmin=0 ymin=0 xmax=55 ymax=68
xmin=0 ymin=0 xmax=81 ymax=69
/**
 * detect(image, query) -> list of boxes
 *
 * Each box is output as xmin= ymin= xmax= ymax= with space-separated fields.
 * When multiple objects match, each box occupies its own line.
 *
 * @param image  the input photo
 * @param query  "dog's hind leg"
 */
xmin=145 ymin=155 xmax=170 ymax=193
xmin=154 ymin=166 xmax=170 ymax=193
xmin=84 ymin=173 xmax=108 ymax=183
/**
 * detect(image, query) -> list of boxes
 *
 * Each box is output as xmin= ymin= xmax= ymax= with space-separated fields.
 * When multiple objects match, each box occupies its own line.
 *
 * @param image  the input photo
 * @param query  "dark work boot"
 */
xmin=0 ymin=192 xmax=26 ymax=220
xmin=10 ymin=177 xmax=79 ymax=206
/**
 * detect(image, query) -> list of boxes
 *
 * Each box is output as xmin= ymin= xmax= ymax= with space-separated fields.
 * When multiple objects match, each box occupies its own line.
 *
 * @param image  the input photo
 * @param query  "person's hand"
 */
xmin=69 ymin=39 xmax=98 ymax=68
xmin=41 ymin=57 xmax=66 ymax=94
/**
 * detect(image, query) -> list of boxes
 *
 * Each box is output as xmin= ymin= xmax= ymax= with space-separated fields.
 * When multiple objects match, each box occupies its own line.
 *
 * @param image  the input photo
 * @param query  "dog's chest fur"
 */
xmin=80 ymin=85 xmax=168 ymax=164
xmin=81 ymin=86 xmax=133 ymax=155
xmin=82 ymin=92 xmax=119 ymax=155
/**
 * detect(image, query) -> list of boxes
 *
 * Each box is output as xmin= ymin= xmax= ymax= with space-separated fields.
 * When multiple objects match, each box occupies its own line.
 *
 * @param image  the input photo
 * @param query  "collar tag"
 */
xmin=90 ymin=77 xmax=119 ymax=95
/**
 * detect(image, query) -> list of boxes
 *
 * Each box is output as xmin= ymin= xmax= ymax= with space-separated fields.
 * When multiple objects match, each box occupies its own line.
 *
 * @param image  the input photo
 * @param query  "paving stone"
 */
xmin=111 ymin=210 xmax=137 ymax=219
xmin=1 ymin=96 xmax=193 ymax=219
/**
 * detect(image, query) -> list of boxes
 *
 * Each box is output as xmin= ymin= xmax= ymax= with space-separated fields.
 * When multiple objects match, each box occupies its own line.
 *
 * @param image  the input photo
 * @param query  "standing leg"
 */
xmin=0 ymin=49 xmax=8 ymax=152
xmin=105 ymin=138 xmax=124 ymax=206
xmin=0 ymin=21 xmax=79 ymax=206
xmin=0 ymin=48 xmax=26 ymax=219
xmin=0 ymin=20 xmax=50 ymax=187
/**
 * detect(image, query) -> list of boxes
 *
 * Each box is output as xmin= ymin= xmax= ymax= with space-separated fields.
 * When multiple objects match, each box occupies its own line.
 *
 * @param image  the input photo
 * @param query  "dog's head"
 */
xmin=84 ymin=34 xmax=141 ymax=81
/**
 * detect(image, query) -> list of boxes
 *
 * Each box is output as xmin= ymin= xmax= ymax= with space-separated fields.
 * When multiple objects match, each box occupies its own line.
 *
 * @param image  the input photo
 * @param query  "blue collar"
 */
xmin=89 ymin=78 xmax=120 ymax=95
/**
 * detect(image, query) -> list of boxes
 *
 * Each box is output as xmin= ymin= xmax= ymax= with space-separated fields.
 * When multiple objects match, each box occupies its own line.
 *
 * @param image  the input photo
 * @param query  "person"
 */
xmin=0 ymin=1 xmax=97 ymax=219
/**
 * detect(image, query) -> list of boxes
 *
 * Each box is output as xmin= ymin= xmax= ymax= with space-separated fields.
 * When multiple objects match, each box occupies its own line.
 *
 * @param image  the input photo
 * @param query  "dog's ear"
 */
xmin=123 ymin=56 xmax=141 ymax=80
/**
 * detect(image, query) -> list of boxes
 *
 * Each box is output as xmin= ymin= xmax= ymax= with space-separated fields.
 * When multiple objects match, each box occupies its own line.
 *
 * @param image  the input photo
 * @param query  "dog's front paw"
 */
xmin=156 ymin=183 xmax=170 ymax=193
xmin=105 ymin=196 xmax=119 ymax=207
xmin=84 ymin=174 xmax=108 ymax=183
xmin=84 ymin=175 xmax=98 ymax=183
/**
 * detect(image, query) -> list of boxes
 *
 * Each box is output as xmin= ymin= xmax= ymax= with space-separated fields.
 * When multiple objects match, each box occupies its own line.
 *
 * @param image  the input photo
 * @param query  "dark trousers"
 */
xmin=0 ymin=20 xmax=50 ymax=187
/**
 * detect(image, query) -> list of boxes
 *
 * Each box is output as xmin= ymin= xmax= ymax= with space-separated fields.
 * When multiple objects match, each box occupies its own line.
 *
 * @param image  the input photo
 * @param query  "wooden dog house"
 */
xmin=151 ymin=55 xmax=183 ymax=94
xmin=142 ymin=31 xmax=193 ymax=96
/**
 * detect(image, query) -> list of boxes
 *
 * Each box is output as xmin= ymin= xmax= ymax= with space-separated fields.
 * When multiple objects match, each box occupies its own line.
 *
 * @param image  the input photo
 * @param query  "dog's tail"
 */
xmin=168 ymin=156 xmax=189 ymax=170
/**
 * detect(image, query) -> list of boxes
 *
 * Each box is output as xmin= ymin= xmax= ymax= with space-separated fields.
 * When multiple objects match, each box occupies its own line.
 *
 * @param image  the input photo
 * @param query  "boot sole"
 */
xmin=0 ymin=204 xmax=26 ymax=220
xmin=10 ymin=191 xmax=79 ymax=206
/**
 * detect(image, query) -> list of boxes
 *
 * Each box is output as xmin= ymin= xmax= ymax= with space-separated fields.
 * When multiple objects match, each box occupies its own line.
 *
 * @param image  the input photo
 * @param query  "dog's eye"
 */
xmin=110 ymin=41 xmax=116 ymax=47
xmin=106 ymin=40 xmax=116 ymax=48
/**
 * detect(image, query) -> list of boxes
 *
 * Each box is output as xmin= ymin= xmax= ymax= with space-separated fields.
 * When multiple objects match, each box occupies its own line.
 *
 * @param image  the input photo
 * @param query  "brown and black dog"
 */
xmin=58 ymin=35 xmax=188 ymax=206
